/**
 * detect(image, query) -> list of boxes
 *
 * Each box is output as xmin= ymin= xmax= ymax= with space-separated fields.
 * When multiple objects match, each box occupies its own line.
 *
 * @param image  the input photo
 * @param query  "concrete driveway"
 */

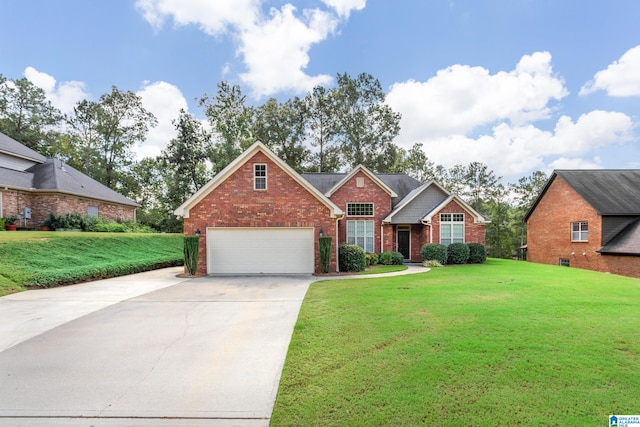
xmin=0 ymin=268 xmax=314 ymax=426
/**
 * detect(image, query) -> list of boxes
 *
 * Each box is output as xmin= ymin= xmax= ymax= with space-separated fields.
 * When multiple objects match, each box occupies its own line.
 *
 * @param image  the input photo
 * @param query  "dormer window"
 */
xmin=254 ymin=164 xmax=267 ymax=190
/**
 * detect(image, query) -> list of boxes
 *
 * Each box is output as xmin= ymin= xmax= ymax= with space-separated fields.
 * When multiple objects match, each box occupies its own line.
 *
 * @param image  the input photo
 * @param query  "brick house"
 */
xmin=175 ymin=141 xmax=489 ymax=275
xmin=0 ymin=132 xmax=138 ymax=228
xmin=524 ymin=169 xmax=640 ymax=278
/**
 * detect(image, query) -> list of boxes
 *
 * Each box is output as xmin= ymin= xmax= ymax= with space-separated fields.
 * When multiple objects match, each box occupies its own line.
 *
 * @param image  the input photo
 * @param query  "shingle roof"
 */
xmin=0 ymin=132 xmax=138 ymax=207
xmin=0 ymin=132 xmax=46 ymax=163
xmin=556 ymin=169 xmax=640 ymax=215
xmin=26 ymin=159 xmax=139 ymax=206
xmin=598 ymin=217 xmax=640 ymax=255
xmin=301 ymin=172 xmax=421 ymax=207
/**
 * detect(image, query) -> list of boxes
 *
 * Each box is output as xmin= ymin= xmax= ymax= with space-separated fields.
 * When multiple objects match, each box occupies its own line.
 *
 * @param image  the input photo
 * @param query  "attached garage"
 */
xmin=207 ymin=227 xmax=314 ymax=274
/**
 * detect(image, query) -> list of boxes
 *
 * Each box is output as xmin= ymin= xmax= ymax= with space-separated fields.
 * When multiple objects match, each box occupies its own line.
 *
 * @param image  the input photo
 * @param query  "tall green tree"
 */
xmin=161 ymin=109 xmax=212 ymax=208
xmin=301 ymin=85 xmax=341 ymax=172
xmin=464 ymin=161 xmax=501 ymax=211
xmin=484 ymin=183 xmax=517 ymax=258
xmin=333 ymin=72 xmax=401 ymax=172
xmin=65 ymin=99 xmax=101 ymax=174
xmin=510 ymin=170 xmax=549 ymax=250
xmin=254 ymin=98 xmax=309 ymax=172
xmin=0 ymin=76 xmax=63 ymax=154
xmin=399 ymin=143 xmax=438 ymax=182
xmin=200 ymin=81 xmax=254 ymax=173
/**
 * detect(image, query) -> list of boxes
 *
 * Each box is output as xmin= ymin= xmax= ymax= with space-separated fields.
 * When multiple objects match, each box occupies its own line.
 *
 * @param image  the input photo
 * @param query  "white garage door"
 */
xmin=207 ymin=227 xmax=314 ymax=274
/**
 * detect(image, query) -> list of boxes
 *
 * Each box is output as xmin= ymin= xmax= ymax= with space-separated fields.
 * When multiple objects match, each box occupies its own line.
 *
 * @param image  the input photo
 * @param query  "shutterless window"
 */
xmin=559 ymin=258 xmax=570 ymax=267
xmin=571 ymin=221 xmax=588 ymax=242
xmin=347 ymin=220 xmax=374 ymax=253
xmin=254 ymin=164 xmax=267 ymax=190
xmin=87 ymin=206 xmax=98 ymax=217
xmin=440 ymin=213 xmax=464 ymax=245
xmin=347 ymin=203 xmax=374 ymax=216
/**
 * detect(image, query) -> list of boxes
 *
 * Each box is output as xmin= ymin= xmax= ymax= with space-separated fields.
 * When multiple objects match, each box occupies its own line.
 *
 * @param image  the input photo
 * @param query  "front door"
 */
xmin=397 ymin=227 xmax=410 ymax=260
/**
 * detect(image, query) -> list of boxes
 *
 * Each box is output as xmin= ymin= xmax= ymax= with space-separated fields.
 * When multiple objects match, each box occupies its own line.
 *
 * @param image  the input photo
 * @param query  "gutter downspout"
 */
xmin=336 ymin=217 xmax=340 ymax=272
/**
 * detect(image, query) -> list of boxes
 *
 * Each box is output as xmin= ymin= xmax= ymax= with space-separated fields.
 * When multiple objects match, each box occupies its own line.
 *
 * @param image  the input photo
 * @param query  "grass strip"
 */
xmin=272 ymin=258 xmax=640 ymax=426
xmin=0 ymin=232 xmax=183 ymax=295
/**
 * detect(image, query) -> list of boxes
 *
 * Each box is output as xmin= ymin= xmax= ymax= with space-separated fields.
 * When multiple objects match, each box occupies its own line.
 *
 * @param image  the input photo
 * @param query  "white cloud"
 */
xmin=135 ymin=0 xmax=359 ymax=97
xmin=135 ymin=0 xmax=259 ymax=34
xmin=548 ymin=156 xmax=602 ymax=171
xmin=24 ymin=67 xmax=89 ymax=115
xmin=409 ymin=111 xmax=633 ymax=179
xmin=135 ymin=81 xmax=188 ymax=160
xmin=387 ymin=51 xmax=568 ymax=143
xmin=321 ymin=0 xmax=366 ymax=18
xmin=580 ymin=45 xmax=640 ymax=97
xmin=238 ymin=5 xmax=336 ymax=96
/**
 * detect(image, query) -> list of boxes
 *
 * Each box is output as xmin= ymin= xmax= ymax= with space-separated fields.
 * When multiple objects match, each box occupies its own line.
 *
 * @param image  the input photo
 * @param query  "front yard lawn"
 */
xmin=271 ymin=258 xmax=640 ymax=426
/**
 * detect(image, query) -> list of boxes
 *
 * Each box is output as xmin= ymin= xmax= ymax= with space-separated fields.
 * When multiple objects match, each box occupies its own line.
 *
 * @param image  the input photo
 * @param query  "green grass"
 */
xmin=272 ymin=259 xmax=640 ymax=426
xmin=356 ymin=264 xmax=408 ymax=275
xmin=0 ymin=231 xmax=183 ymax=296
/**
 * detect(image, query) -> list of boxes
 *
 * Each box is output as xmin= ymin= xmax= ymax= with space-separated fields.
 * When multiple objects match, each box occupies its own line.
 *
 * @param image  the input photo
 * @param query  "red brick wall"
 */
xmin=184 ymin=152 xmax=338 ymax=274
xmin=431 ymin=200 xmax=487 ymax=246
xmin=329 ymin=171 xmax=393 ymax=254
xmin=527 ymin=176 xmax=640 ymax=278
xmin=1 ymin=189 xmax=135 ymax=227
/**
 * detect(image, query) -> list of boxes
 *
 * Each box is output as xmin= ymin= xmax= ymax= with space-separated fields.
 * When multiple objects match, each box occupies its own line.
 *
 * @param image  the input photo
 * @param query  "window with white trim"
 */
xmin=254 ymin=164 xmax=267 ymax=190
xmin=559 ymin=258 xmax=570 ymax=267
xmin=347 ymin=202 xmax=374 ymax=216
xmin=347 ymin=220 xmax=374 ymax=253
xmin=0 ymin=191 xmax=3 ymax=217
xmin=571 ymin=221 xmax=588 ymax=242
xmin=440 ymin=213 xmax=464 ymax=245
xmin=88 ymin=206 xmax=98 ymax=217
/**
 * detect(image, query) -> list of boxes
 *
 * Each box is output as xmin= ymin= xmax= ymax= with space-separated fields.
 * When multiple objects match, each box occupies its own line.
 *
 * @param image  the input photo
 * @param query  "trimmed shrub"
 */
xmin=423 ymin=259 xmax=444 ymax=268
xmin=421 ymin=243 xmax=447 ymax=265
xmin=319 ymin=236 xmax=332 ymax=273
xmin=184 ymin=235 xmax=200 ymax=275
xmin=447 ymin=242 xmax=470 ymax=264
xmin=339 ymin=244 xmax=366 ymax=272
xmin=380 ymin=251 xmax=405 ymax=265
xmin=366 ymin=253 xmax=379 ymax=266
xmin=467 ymin=243 xmax=487 ymax=264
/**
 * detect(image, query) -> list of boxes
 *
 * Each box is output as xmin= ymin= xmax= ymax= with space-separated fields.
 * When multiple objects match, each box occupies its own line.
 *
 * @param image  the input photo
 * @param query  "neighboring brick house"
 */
xmin=0 ymin=132 xmax=138 ymax=228
xmin=524 ymin=169 xmax=640 ymax=278
xmin=175 ymin=141 xmax=489 ymax=275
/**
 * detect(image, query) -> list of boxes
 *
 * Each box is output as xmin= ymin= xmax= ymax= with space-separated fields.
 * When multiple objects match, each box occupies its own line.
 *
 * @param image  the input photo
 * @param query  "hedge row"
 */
xmin=421 ymin=242 xmax=487 ymax=265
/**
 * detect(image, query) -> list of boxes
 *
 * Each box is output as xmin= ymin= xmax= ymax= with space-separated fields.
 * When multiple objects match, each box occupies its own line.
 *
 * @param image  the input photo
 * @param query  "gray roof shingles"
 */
xmin=0 ymin=132 xmax=138 ymax=207
xmin=0 ymin=132 xmax=47 ymax=162
xmin=556 ymin=169 xmax=640 ymax=215
xmin=599 ymin=218 xmax=640 ymax=255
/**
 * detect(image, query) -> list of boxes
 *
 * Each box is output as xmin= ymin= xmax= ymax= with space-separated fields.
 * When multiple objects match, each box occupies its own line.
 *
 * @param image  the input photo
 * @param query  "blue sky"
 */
xmin=1 ymin=0 xmax=639 ymax=182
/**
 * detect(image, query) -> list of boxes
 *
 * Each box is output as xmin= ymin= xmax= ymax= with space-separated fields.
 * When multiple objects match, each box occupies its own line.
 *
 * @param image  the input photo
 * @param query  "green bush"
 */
xmin=423 ymin=259 xmax=444 ymax=268
xmin=447 ymin=242 xmax=470 ymax=264
xmin=339 ymin=244 xmax=366 ymax=272
xmin=467 ymin=243 xmax=487 ymax=264
xmin=184 ymin=235 xmax=200 ymax=275
xmin=421 ymin=243 xmax=448 ymax=264
xmin=366 ymin=253 xmax=379 ymax=266
xmin=380 ymin=251 xmax=404 ymax=265
xmin=319 ymin=236 xmax=332 ymax=273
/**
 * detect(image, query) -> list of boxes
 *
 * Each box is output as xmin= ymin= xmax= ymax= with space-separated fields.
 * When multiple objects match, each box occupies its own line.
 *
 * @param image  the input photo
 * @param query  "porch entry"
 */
xmin=397 ymin=225 xmax=410 ymax=260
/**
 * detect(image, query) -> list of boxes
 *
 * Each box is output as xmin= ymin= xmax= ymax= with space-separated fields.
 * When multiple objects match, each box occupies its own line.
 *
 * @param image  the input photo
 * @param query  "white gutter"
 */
xmin=336 ymin=217 xmax=340 ymax=272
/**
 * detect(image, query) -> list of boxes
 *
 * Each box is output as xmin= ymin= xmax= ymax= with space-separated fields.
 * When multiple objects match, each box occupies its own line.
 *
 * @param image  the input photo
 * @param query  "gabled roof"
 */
xmin=421 ymin=194 xmax=491 ymax=224
xmin=383 ymin=180 xmax=450 ymax=223
xmin=174 ymin=141 xmax=343 ymax=218
xmin=598 ymin=217 xmax=640 ymax=255
xmin=0 ymin=132 xmax=138 ymax=207
xmin=0 ymin=132 xmax=46 ymax=163
xmin=323 ymin=165 xmax=398 ymax=198
xmin=525 ymin=169 xmax=640 ymax=221
xmin=302 ymin=172 xmax=420 ymax=207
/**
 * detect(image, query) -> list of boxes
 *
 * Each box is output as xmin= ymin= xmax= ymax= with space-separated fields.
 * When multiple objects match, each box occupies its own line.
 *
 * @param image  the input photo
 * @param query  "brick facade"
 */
xmin=1 ymin=189 xmax=135 ymax=227
xmin=527 ymin=176 xmax=640 ymax=278
xmin=183 ymin=152 xmax=338 ymax=274
xmin=329 ymin=171 xmax=393 ymax=254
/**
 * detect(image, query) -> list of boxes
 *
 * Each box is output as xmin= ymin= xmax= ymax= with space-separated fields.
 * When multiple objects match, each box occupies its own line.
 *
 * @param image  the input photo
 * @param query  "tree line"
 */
xmin=0 ymin=72 xmax=548 ymax=257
